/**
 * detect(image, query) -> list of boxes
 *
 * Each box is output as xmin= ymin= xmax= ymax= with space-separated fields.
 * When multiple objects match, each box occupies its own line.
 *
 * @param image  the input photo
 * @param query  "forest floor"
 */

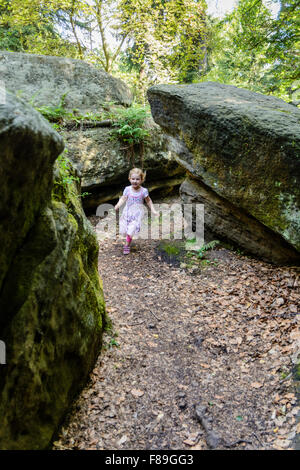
xmin=53 ymin=211 xmax=299 ymax=451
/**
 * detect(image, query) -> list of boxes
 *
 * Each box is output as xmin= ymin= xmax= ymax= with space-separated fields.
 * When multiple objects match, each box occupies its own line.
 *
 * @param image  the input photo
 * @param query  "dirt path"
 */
xmin=54 ymin=225 xmax=299 ymax=451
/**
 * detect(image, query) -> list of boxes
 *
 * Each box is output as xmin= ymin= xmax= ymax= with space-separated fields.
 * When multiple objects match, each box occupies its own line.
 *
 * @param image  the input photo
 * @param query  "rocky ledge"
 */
xmin=148 ymin=82 xmax=300 ymax=264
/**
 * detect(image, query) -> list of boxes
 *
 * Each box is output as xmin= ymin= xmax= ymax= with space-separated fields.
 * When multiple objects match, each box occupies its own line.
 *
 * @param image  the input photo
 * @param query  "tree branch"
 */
xmin=69 ymin=0 xmax=84 ymax=59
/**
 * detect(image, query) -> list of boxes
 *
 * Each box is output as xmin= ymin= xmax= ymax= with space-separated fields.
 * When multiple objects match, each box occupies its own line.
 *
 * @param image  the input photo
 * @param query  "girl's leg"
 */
xmin=125 ymin=234 xmax=132 ymax=246
xmin=123 ymin=234 xmax=132 ymax=254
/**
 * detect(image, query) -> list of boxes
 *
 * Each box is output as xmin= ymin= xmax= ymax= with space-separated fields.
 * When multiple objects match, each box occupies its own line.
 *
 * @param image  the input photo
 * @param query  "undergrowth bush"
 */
xmin=35 ymin=92 xmax=150 ymax=169
xmin=34 ymin=92 xmax=150 ymax=148
xmin=109 ymin=104 xmax=150 ymax=146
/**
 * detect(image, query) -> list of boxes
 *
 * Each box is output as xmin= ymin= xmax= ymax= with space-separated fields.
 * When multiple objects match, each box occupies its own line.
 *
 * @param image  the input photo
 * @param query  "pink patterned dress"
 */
xmin=119 ymin=185 xmax=149 ymax=237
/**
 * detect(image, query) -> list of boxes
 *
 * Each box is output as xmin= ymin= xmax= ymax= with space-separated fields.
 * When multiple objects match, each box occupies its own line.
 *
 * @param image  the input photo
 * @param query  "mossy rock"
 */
xmin=0 ymin=91 xmax=64 ymax=293
xmin=0 ymin=51 xmax=133 ymax=113
xmin=0 ymin=93 xmax=106 ymax=449
xmin=148 ymin=82 xmax=300 ymax=260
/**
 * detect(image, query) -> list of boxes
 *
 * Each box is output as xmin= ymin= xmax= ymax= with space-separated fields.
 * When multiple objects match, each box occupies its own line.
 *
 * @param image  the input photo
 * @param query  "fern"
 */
xmin=197 ymin=240 xmax=220 ymax=259
xmin=110 ymin=104 xmax=150 ymax=145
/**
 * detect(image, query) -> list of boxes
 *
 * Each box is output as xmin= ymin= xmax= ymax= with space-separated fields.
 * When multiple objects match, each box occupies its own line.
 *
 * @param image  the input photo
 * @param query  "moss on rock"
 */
xmin=0 ymin=94 xmax=106 ymax=449
xmin=148 ymin=82 xmax=300 ymax=260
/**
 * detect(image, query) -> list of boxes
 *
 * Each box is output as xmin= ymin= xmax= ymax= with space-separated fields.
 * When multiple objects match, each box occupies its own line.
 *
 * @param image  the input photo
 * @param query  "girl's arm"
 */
xmin=114 ymin=195 xmax=127 ymax=211
xmin=145 ymin=195 xmax=159 ymax=216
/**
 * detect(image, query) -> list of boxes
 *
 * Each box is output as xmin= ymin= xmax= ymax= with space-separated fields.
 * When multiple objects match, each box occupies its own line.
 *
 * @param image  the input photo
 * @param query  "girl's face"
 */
xmin=129 ymin=173 xmax=142 ymax=189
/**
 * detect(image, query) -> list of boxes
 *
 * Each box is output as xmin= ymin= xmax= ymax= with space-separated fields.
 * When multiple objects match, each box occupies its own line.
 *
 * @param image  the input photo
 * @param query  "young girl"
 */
xmin=114 ymin=168 xmax=159 ymax=254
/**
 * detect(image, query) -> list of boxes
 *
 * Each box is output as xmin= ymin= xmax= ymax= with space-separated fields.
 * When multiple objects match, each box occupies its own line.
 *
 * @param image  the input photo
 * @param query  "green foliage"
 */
xmin=35 ymin=93 xmax=107 ymax=128
xmin=35 ymin=93 xmax=70 ymax=123
xmin=0 ymin=1 xmax=41 ymax=51
xmin=108 ymin=338 xmax=120 ymax=349
xmin=159 ymin=242 xmax=181 ymax=256
xmin=56 ymin=152 xmax=79 ymax=186
xmin=2 ymin=0 xmax=299 ymax=104
xmin=103 ymin=327 xmax=120 ymax=350
xmin=35 ymin=91 xmax=150 ymax=149
xmin=53 ymin=150 xmax=90 ymax=205
xmin=53 ymin=151 xmax=79 ymax=202
xmin=110 ymin=103 xmax=150 ymax=146
xmin=0 ymin=23 xmax=33 ymax=51
xmin=203 ymin=0 xmax=300 ymax=101
xmin=118 ymin=0 xmax=208 ymax=93
xmin=196 ymin=240 xmax=220 ymax=259
xmin=0 ymin=0 xmax=81 ymax=57
xmin=157 ymin=239 xmax=220 ymax=271
xmin=115 ymin=123 xmax=148 ymax=144
xmin=1 ymin=0 xmax=208 ymax=88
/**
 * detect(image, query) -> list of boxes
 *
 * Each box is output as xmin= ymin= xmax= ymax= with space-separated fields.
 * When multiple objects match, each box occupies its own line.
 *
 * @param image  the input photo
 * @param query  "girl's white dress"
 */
xmin=119 ymin=185 xmax=149 ymax=237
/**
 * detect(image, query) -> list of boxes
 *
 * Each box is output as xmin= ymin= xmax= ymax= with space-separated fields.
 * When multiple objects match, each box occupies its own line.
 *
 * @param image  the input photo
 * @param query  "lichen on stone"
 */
xmin=0 ymin=92 xmax=107 ymax=450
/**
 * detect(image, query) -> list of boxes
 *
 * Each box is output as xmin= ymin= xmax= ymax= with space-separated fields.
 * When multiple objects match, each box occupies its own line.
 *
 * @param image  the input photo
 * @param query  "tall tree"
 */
xmin=0 ymin=0 xmax=209 ymax=93
xmin=54 ymin=0 xmax=129 ymax=72
xmin=118 ymin=0 xmax=207 ymax=84
xmin=0 ymin=0 xmax=81 ymax=56
xmin=203 ymin=0 xmax=300 ymax=101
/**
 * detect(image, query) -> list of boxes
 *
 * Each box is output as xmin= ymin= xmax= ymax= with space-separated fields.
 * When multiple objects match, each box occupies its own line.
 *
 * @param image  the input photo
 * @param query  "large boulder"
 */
xmin=148 ymin=82 xmax=300 ymax=263
xmin=0 ymin=92 xmax=106 ymax=449
xmin=0 ymin=90 xmax=63 ymax=292
xmin=0 ymin=51 xmax=132 ymax=112
xmin=0 ymin=51 xmax=183 ymax=207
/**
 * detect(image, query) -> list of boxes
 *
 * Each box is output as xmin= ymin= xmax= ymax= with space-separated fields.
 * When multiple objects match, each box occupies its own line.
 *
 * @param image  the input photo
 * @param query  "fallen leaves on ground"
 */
xmin=53 ymin=216 xmax=299 ymax=451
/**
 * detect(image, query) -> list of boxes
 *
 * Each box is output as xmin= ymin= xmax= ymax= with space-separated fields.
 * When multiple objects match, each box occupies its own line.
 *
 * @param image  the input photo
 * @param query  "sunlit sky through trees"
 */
xmin=206 ymin=0 xmax=280 ymax=18
xmin=206 ymin=0 xmax=238 ymax=16
xmin=99 ymin=0 xmax=282 ymax=50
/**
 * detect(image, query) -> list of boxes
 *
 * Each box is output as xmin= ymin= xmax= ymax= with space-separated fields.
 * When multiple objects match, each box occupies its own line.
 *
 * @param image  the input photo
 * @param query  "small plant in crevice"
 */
xmin=109 ymin=103 xmax=150 ymax=167
xmin=35 ymin=92 xmax=70 ymax=124
xmin=103 ymin=327 xmax=120 ymax=351
xmin=52 ymin=150 xmax=90 ymax=205
xmin=111 ymin=105 xmax=149 ymax=145
xmin=108 ymin=338 xmax=120 ymax=350
xmin=34 ymin=92 xmax=108 ymax=129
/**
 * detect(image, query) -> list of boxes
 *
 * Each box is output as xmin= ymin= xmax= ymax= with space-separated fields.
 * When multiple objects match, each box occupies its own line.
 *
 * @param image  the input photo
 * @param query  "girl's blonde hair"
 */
xmin=129 ymin=167 xmax=146 ymax=182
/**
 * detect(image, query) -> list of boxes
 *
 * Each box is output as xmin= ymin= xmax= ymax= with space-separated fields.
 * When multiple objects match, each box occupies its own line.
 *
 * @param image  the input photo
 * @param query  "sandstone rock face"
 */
xmin=62 ymin=117 xmax=185 ymax=212
xmin=0 ymin=93 xmax=106 ymax=449
xmin=0 ymin=91 xmax=64 ymax=292
xmin=0 ymin=51 xmax=183 ymax=208
xmin=180 ymin=176 xmax=299 ymax=264
xmin=0 ymin=51 xmax=132 ymax=112
xmin=148 ymin=82 xmax=300 ymax=263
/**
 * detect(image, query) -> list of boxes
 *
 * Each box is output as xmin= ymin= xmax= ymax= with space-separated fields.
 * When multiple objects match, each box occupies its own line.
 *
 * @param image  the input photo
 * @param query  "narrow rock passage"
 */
xmin=54 ymin=229 xmax=299 ymax=450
